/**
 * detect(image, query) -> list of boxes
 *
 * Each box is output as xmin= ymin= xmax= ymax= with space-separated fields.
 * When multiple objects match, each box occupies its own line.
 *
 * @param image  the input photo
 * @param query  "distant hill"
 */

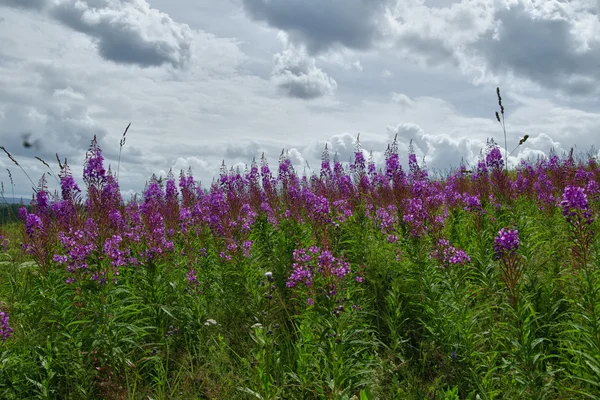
xmin=0 ymin=198 xmax=31 ymax=205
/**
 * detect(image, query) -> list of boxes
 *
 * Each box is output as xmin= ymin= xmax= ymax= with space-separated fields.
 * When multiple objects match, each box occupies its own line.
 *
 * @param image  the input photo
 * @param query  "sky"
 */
xmin=0 ymin=0 xmax=599 ymax=200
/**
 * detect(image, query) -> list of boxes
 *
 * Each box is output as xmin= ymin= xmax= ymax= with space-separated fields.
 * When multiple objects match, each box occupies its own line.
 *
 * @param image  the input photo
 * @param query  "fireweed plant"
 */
xmin=494 ymin=228 xmax=523 ymax=309
xmin=1 ymin=117 xmax=600 ymax=398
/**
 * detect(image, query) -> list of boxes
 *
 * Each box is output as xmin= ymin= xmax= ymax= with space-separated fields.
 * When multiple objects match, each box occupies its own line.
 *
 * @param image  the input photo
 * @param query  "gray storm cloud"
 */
xmin=241 ymin=0 xmax=391 ymax=54
xmin=1 ymin=0 xmax=193 ymax=69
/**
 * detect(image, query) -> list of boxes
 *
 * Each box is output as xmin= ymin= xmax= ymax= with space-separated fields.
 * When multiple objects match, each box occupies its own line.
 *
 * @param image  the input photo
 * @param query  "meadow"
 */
xmin=1 ymin=101 xmax=600 ymax=399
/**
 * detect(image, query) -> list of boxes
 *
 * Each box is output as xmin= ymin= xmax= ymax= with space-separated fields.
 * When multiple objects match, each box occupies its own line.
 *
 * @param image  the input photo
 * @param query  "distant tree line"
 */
xmin=0 ymin=204 xmax=29 ymax=225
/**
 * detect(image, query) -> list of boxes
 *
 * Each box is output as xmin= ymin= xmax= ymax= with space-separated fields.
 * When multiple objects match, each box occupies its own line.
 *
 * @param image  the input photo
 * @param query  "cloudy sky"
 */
xmin=1 ymin=0 xmax=599 ymax=199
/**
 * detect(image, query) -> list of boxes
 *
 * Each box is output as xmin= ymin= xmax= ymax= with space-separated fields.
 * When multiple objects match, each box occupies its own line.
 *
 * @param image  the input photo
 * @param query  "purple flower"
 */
xmin=320 ymin=145 xmax=332 ymax=179
xmin=59 ymin=162 xmax=81 ymax=202
xmin=53 ymin=255 xmax=68 ymax=264
xmin=385 ymin=142 xmax=400 ymax=180
xmin=83 ymin=135 xmax=106 ymax=185
xmin=243 ymin=240 xmax=253 ymax=258
xmin=165 ymin=176 xmax=178 ymax=201
xmin=374 ymin=204 xmax=397 ymax=233
xmin=104 ymin=235 xmax=127 ymax=267
xmin=286 ymin=246 xmax=356 ymax=299
xmin=494 ymin=228 xmax=519 ymax=259
xmin=25 ymin=213 xmax=43 ymax=236
xmin=35 ymin=175 xmax=49 ymax=212
xmin=535 ymin=171 xmax=555 ymax=211
xmin=431 ymin=238 xmax=471 ymax=268
xmin=351 ymin=137 xmax=366 ymax=179
xmin=485 ymin=147 xmax=504 ymax=170
xmin=18 ymin=207 xmax=27 ymax=221
xmin=0 ymin=311 xmax=13 ymax=341
xmin=463 ymin=195 xmax=483 ymax=213
xmin=561 ymin=185 xmax=594 ymax=225
xmin=403 ymin=198 xmax=428 ymax=238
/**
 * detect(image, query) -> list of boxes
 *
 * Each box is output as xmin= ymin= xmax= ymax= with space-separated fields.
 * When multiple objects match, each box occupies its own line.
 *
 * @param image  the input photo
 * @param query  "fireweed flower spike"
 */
xmin=286 ymin=247 xmax=359 ymax=307
xmin=431 ymin=239 xmax=471 ymax=268
xmin=561 ymin=185 xmax=594 ymax=226
xmin=561 ymin=185 xmax=595 ymax=268
xmin=494 ymin=228 xmax=523 ymax=308
xmin=485 ymin=139 xmax=504 ymax=170
xmin=83 ymin=135 xmax=106 ymax=187
xmin=320 ymin=144 xmax=332 ymax=180
xmin=0 ymin=311 xmax=13 ymax=341
xmin=494 ymin=228 xmax=519 ymax=259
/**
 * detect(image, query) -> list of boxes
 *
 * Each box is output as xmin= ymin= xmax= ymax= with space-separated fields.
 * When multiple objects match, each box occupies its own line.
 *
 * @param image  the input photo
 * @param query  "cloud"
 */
xmin=171 ymin=156 xmax=215 ymax=177
xmin=287 ymin=148 xmax=306 ymax=171
xmin=390 ymin=122 xmax=429 ymax=153
xmin=390 ymin=92 xmax=414 ymax=107
xmin=384 ymin=0 xmax=600 ymax=96
xmin=241 ymin=0 xmax=391 ymax=54
xmin=387 ymin=122 xmax=482 ymax=171
xmin=271 ymin=43 xmax=337 ymax=99
xmin=1 ymin=0 xmax=193 ymax=69
xmin=329 ymin=132 xmax=358 ymax=162
xmin=238 ymin=0 xmax=600 ymax=98
xmin=224 ymin=140 xmax=263 ymax=160
xmin=473 ymin=2 xmax=600 ymax=96
xmin=384 ymin=0 xmax=494 ymax=70
xmin=0 ymin=0 xmax=47 ymax=10
xmin=0 ymin=60 xmax=110 ymax=164
xmin=301 ymin=132 xmax=387 ymax=166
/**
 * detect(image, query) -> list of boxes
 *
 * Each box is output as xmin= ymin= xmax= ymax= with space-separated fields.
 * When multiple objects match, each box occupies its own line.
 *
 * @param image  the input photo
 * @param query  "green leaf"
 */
xmin=360 ymin=387 xmax=373 ymax=400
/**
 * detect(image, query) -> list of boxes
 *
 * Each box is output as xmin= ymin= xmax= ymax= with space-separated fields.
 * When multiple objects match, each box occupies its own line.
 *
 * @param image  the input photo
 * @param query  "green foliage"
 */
xmin=3 ymin=168 xmax=600 ymax=399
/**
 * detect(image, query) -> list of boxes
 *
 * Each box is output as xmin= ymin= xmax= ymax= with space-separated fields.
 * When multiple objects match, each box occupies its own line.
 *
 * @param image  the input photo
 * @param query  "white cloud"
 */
xmin=271 ymin=43 xmax=338 ymax=99
xmin=390 ymin=92 xmax=414 ymax=107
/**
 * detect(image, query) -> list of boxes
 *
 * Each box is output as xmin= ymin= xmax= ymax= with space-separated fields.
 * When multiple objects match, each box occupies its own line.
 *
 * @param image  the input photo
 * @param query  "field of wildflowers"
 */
xmin=1 ymin=105 xmax=600 ymax=398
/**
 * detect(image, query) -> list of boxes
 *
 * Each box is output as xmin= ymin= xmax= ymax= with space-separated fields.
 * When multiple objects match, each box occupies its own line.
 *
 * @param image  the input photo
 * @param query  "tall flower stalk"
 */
xmin=561 ymin=185 xmax=595 ymax=269
xmin=494 ymin=228 xmax=523 ymax=308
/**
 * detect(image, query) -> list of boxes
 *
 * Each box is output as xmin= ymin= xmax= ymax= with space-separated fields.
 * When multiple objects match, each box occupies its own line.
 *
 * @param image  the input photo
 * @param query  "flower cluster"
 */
xmin=83 ymin=135 xmax=106 ymax=186
xmin=485 ymin=140 xmax=504 ymax=170
xmin=403 ymin=198 xmax=428 ymax=238
xmin=463 ymin=194 xmax=484 ymax=214
xmin=286 ymin=247 xmax=359 ymax=302
xmin=12 ymin=134 xmax=600 ymax=309
xmin=561 ymin=185 xmax=594 ymax=225
xmin=431 ymin=239 xmax=471 ymax=268
xmin=494 ymin=228 xmax=524 ymax=307
xmin=494 ymin=228 xmax=519 ymax=259
xmin=186 ymin=269 xmax=202 ymax=296
xmin=0 ymin=311 xmax=13 ymax=341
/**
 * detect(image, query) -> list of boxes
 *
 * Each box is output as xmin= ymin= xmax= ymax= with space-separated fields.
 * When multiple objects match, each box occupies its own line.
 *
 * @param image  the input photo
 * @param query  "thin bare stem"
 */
xmin=117 ymin=122 xmax=131 ymax=184
xmin=508 ymin=135 xmax=530 ymax=158
xmin=0 ymin=146 xmax=37 ymax=192
xmin=35 ymin=157 xmax=60 ymax=185
xmin=6 ymin=169 xmax=15 ymax=204
xmin=496 ymin=87 xmax=507 ymax=171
